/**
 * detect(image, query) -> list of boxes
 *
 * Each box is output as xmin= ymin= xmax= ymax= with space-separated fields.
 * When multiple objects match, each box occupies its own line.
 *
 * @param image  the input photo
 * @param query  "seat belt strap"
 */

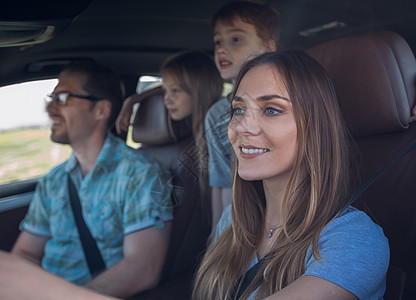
xmin=349 ymin=139 xmax=416 ymax=203
xmin=67 ymin=175 xmax=106 ymax=277
xmin=232 ymin=256 xmax=268 ymax=299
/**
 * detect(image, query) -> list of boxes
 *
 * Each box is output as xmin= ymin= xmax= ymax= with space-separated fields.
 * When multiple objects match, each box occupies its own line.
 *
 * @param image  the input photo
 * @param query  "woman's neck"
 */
xmin=256 ymin=178 xmax=289 ymax=259
xmin=262 ymin=178 xmax=288 ymax=225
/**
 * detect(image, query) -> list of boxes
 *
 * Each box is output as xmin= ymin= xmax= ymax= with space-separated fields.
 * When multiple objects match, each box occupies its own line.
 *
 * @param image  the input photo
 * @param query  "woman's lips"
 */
xmin=239 ymin=146 xmax=270 ymax=159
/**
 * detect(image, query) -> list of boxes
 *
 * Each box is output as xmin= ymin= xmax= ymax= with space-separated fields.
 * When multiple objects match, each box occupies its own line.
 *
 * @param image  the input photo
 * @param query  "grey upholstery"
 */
xmin=307 ymin=31 xmax=416 ymax=300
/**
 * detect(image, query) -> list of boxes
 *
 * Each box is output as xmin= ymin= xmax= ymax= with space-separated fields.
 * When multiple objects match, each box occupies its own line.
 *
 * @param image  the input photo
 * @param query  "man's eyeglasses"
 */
xmin=45 ymin=92 xmax=103 ymax=106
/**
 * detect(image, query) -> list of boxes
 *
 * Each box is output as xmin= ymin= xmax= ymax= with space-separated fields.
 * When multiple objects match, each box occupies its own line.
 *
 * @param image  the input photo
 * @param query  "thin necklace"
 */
xmin=267 ymin=225 xmax=282 ymax=239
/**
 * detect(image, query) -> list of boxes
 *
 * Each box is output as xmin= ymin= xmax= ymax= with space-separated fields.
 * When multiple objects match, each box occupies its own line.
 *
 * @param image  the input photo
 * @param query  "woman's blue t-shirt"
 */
xmin=216 ymin=205 xmax=390 ymax=299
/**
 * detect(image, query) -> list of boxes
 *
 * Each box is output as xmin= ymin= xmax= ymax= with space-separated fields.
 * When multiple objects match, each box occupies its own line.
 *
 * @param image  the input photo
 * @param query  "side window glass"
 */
xmin=137 ymin=75 xmax=162 ymax=93
xmin=0 ymin=79 xmax=71 ymax=185
xmin=223 ymin=82 xmax=233 ymax=96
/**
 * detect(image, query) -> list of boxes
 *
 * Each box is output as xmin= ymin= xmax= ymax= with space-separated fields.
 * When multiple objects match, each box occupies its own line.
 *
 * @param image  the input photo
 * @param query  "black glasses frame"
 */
xmin=45 ymin=92 xmax=103 ymax=106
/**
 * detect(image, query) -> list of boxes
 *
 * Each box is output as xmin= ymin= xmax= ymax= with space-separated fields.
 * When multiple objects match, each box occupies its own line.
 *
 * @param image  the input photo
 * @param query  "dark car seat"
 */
xmin=127 ymin=86 xmax=211 ymax=299
xmin=307 ymin=31 xmax=416 ymax=300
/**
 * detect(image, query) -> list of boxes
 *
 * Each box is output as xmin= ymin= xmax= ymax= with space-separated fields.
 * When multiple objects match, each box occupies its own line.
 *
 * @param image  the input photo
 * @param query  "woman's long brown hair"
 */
xmin=193 ymin=49 xmax=356 ymax=300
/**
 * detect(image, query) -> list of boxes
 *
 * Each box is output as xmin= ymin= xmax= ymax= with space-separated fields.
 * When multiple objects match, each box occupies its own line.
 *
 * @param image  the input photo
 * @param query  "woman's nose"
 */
xmin=232 ymin=110 xmax=261 ymax=136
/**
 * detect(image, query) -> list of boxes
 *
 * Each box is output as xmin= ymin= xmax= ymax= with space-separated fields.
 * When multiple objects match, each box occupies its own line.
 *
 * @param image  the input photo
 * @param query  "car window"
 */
xmin=0 ymin=79 xmax=71 ymax=185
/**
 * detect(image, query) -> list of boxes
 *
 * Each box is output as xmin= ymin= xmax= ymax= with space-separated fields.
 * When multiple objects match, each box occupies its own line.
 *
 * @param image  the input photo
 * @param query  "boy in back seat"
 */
xmin=206 ymin=0 xmax=281 ymax=230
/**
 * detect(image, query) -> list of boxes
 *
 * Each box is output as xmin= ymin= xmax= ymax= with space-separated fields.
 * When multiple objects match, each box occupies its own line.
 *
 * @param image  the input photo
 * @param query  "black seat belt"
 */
xmin=67 ymin=175 xmax=106 ymax=277
xmin=348 ymin=138 xmax=416 ymax=204
xmin=233 ymin=257 xmax=267 ymax=299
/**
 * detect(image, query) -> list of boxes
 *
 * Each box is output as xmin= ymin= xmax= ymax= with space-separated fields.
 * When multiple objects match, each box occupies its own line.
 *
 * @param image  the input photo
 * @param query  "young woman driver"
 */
xmin=193 ymin=49 xmax=389 ymax=300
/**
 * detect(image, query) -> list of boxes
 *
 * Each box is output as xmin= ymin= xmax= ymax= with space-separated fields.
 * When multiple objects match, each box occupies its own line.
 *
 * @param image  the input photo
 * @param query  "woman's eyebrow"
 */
xmin=231 ymin=96 xmax=243 ymax=103
xmin=232 ymin=94 xmax=290 ymax=103
xmin=257 ymin=94 xmax=290 ymax=102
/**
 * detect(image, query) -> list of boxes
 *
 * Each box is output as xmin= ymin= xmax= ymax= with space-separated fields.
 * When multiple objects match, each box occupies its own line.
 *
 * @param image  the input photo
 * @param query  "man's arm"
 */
xmin=0 ymin=250 xmax=114 ymax=300
xmin=11 ymin=231 xmax=49 ymax=265
xmin=85 ymin=222 xmax=172 ymax=298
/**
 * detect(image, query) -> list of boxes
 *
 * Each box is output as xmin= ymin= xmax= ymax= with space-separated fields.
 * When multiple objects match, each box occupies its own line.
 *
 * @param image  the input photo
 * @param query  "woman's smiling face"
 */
xmin=228 ymin=64 xmax=298 ymax=184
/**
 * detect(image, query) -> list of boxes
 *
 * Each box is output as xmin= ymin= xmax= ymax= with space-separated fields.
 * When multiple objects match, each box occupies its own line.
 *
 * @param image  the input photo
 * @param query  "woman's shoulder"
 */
xmin=304 ymin=206 xmax=390 ymax=299
xmin=319 ymin=205 xmax=389 ymax=254
xmin=325 ymin=206 xmax=386 ymax=239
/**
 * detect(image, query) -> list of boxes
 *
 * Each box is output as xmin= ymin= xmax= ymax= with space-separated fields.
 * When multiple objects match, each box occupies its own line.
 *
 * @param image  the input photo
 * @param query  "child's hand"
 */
xmin=115 ymin=93 xmax=141 ymax=134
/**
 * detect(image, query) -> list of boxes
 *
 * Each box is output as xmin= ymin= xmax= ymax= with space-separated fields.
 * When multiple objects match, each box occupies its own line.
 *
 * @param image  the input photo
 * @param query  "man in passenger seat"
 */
xmin=10 ymin=61 xmax=173 ymax=298
xmin=205 ymin=0 xmax=281 ymax=231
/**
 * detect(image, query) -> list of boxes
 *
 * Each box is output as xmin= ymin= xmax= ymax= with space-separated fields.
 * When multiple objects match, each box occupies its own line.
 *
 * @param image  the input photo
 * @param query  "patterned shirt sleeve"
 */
xmin=122 ymin=159 xmax=173 ymax=235
xmin=20 ymin=175 xmax=51 ymax=237
xmin=205 ymin=97 xmax=233 ymax=188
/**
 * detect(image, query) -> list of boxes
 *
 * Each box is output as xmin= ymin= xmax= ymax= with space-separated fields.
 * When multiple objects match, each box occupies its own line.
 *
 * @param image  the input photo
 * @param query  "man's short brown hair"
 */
xmin=62 ymin=60 xmax=124 ymax=130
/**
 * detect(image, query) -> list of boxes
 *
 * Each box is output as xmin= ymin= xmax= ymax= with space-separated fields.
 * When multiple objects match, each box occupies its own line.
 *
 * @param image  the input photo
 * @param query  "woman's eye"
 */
xmin=214 ymin=40 xmax=221 ymax=46
xmin=232 ymin=37 xmax=241 ymax=43
xmin=265 ymin=107 xmax=283 ymax=116
xmin=231 ymin=107 xmax=245 ymax=116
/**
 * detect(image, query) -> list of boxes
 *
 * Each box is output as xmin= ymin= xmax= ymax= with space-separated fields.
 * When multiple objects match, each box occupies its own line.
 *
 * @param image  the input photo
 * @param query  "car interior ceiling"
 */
xmin=0 ymin=0 xmax=415 ymax=88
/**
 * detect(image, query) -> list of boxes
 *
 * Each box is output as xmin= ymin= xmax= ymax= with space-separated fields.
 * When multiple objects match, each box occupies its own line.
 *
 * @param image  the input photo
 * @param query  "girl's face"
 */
xmin=162 ymin=74 xmax=192 ymax=120
xmin=228 ymin=64 xmax=298 ymax=184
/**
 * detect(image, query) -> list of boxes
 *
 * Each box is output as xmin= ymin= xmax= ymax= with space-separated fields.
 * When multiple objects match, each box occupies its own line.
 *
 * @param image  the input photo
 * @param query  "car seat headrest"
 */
xmin=131 ymin=85 xmax=192 ymax=146
xmin=307 ymin=30 xmax=416 ymax=137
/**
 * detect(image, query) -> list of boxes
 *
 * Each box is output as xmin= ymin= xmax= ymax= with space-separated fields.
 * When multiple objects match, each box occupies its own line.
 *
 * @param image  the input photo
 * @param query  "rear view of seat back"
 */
xmin=307 ymin=31 xmax=416 ymax=300
xmin=129 ymin=86 xmax=210 ymax=299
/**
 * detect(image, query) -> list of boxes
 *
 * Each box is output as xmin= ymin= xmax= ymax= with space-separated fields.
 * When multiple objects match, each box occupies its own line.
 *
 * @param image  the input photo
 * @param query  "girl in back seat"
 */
xmin=116 ymin=50 xmax=223 ymax=206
